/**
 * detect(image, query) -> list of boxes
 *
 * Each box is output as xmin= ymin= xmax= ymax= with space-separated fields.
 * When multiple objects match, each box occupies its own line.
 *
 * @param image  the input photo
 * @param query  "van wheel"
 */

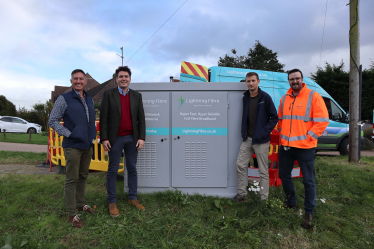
xmin=339 ymin=138 xmax=349 ymax=156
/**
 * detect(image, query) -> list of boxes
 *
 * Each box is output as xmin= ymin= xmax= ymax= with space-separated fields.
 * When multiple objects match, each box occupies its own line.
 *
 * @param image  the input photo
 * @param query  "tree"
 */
xmin=0 ymin=95 xmax=17 ymax=116
xmin=94 ymin=102 xmax=101 ymax=119
xmin=310 ymin=61 xmax=374 ymax=121
xmin=218 ymin=40 xmax=285 ymax=72
xmin=361 ymin=61 xmax=374 ymax=121
xmin=17 ymin=106 xmax=40 ymax=126
xmin=32 ymin=101 xmax=54 ymax=131
xmin=310 ymin=61 xmax=350 ymax=112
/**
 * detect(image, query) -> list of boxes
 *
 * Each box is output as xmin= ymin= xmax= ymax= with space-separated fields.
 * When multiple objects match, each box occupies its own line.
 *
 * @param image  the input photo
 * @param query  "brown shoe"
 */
xmin=302 ymin=214 xmax=313 ymax=229
xmin=109 ymin=203 xmax=120 ymax=217
xmin=129 ymin=200 xmax=145 ymax=211
xmin=68 ymin=215 xmax=84 ymax=228
xmin=77 ymin=205 xmax=97 ymax=214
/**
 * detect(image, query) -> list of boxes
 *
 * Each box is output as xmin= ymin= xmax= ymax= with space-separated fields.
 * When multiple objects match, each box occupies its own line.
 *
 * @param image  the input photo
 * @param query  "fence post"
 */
xmin=29 ymin=130 xmax=32 ymax=141
xmin=2 ymin=129 xmax=5 ymax=139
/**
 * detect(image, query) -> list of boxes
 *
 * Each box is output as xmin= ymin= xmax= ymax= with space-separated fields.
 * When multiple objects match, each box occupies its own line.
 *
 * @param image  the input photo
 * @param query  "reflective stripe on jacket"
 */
xmin=277 ymin=83 xmax=329 ymax=149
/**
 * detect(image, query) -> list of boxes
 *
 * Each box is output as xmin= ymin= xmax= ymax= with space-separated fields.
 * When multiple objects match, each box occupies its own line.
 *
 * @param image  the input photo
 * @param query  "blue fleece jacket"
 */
xmin=60 ymin=91 xmax=97 ymax=149
xmin=241 ymin=87 xmax=278 ymax=144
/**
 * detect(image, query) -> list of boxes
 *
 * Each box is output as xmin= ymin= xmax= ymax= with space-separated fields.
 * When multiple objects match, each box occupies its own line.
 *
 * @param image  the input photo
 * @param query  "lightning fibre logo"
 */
xmin=179 ymin=96 xmax=185 ymax=108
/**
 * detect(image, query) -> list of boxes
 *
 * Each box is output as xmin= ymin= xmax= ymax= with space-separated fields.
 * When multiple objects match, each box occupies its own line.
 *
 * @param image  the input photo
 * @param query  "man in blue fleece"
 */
xmin=49 ymin=69 xmax=98 ymax=228
xmin=231 ymin=72 xmax=278 ymax=202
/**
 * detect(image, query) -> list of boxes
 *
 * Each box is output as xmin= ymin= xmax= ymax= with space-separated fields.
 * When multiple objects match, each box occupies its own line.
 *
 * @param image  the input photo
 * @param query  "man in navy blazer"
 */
xmin=100 ymin=66 xmax=146 ymax=217
xmin=231 ymin=72 xmax=278 ymax=202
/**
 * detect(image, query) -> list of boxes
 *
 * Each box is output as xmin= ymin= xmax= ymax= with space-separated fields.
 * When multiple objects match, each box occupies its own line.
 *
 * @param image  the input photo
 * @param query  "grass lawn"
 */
xmin=0 ymin=132 xmax=49 ymax=145
xmin=1 ymin=156 xmax=374 ymax=248
xmin=0 ymin=151 xmax=47 ymax=164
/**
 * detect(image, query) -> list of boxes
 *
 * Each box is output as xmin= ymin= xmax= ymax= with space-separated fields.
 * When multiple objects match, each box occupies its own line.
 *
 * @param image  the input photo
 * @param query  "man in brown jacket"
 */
xmin=100 ymin=66 xmax=146 ymax=217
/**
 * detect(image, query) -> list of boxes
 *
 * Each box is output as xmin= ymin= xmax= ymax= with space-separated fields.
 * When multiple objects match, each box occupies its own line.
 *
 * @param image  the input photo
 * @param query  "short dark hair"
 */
xmin=245 ymin=72 xmax=259 ymax=80
xmin=288 ymin=69 xmax=303 ymax=79
xmin=71 ymin=69 xmax=86 ymax=78
xmin=115 ymin=66 xmax=132 ymax=78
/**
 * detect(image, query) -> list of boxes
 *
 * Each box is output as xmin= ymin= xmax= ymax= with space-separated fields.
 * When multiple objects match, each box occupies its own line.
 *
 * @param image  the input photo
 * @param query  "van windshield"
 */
xmin=323 ymin=97 xmax=344 ymax=122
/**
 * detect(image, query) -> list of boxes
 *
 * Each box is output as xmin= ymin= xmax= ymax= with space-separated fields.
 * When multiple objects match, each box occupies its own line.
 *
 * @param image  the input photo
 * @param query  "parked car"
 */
xmin=0 ymin=116 xmax=42 ymax=134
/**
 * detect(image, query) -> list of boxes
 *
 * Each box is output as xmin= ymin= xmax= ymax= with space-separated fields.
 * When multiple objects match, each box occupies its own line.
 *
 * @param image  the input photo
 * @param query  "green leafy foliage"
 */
xmin=0 ymin=96 xmax=16 ymax=117
xmin=32 ymin=101 xmax=54 ymax=131
xmin=16 ymin=106 xmax=41 ymax=128
xmin=218 ymin=40 xmax=285 ymax=72
xmin=311 ymin=61 xmax=374 ymax=121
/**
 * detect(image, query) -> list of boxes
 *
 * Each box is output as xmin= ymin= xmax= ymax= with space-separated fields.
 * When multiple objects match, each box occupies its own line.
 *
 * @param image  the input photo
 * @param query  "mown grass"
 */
xmin=0 ymin=156 xmax=374 ymax=248
xmin=0 ymin=132 xmax=49 ymax=145
xmin=0 ymin=151 xmax=47 ymax=164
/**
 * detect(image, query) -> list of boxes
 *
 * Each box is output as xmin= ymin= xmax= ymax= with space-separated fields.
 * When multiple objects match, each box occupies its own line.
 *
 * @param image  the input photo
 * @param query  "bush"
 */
xmin=41 ymin=131 xmax=49 ymax=136
xmin=363 ymin=126 xmax=372 ymax=140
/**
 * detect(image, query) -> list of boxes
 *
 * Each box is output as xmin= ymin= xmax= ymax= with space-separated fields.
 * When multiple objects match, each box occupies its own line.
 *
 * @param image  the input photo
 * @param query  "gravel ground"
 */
xmin=0 ymin=142 xmax=47 ymax=153
xmin=0 ymin=164 xmax=57 ymax=175
xmin=0 ymin=142 xmax=53 ymax=174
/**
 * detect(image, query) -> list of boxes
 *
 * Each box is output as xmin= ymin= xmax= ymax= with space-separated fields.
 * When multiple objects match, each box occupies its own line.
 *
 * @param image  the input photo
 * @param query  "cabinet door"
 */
xmin=134 ymin=92 xmax=170 ymax=187
xmin=171 ymin=92 xmax=228 ymax=187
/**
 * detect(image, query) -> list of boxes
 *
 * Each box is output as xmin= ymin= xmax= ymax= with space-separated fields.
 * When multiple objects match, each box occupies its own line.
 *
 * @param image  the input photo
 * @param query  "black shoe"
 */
xmin=283 ymin=202 xmax=297 ymax=209
xmin=302 ymin=214 xmax=312 ymax=229
xmin=230 ymin=194 xmax=248 ymax=203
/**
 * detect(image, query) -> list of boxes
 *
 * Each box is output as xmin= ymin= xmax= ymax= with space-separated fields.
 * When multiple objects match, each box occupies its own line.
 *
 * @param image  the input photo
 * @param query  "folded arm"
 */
xmin=48 ymin=96 xmax=71 ymax=137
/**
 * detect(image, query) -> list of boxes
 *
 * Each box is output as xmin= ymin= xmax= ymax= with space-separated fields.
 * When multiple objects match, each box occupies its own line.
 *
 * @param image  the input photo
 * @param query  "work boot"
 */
xmin=302 ymin=214 xmax=313 ymax=229
xmin=109 ymin=203 xmax=120 ymax=217
xmin=230 ymin=194 xmax=248 ymax=203
xmin=129 ymin=200 xmax=145 ymax=211
xmin=77 ymin=205 xmax=97 ymax=214
xmin=68 ymin=215 xmax=84 ymax=228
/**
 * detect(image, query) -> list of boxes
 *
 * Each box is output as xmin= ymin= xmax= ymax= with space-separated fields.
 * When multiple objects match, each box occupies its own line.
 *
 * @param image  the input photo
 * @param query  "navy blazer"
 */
xmin=241 ymin=87 xmax=278 ymax=144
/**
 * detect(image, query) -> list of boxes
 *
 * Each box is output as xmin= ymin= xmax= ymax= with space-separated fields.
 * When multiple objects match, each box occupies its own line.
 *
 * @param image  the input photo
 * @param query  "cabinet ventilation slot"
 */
xmin=137 ymin=142 xmax=156 ymax=178
xmin=185 ymin=142 xmax=207 ymax=178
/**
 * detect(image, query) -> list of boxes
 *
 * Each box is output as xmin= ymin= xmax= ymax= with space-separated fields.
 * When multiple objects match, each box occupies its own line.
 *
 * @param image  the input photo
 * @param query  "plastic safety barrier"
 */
xmin=47 ymin=121 xmax=124 ymax=173
xmin=248 ymin=129 xmax=303 ymax=187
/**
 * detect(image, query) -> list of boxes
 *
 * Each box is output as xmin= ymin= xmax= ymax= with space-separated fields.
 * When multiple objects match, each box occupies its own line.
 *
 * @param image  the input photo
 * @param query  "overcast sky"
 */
xmin=1 ymin=0 xmax=373 ymax=109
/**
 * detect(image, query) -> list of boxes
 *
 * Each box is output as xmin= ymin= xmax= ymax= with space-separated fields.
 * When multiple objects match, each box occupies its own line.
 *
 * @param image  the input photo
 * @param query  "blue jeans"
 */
xmin=107 ymin=134 xmax=138 ymax=203
xmin=278 ymin=146 xmax=316 ymax=214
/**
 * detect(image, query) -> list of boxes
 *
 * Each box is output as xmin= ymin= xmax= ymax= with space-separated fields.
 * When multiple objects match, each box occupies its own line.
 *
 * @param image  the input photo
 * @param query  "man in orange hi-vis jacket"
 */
xmin=277 ymin=69 xmax=329 ymax=229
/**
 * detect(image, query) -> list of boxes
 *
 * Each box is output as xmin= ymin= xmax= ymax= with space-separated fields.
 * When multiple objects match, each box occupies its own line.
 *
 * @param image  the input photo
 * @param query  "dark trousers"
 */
xmin=107 ymin=134 xmax=138 ymax=203
xmin=64 ymin=147 xmax=93 ymax=216
xmin=279 ymin=146 xmax=316 ymax=214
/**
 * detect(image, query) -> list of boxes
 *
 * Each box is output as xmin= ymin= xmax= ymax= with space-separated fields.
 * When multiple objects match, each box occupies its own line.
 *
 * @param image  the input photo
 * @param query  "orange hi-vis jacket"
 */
xmin=277 ymin=83 xmax=329 ymax=149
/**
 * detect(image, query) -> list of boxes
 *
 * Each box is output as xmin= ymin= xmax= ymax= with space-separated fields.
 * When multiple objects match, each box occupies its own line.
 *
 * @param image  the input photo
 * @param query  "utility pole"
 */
xmin=117 ymin=47 xmax=124 ymax=66
xmin=348 ymin=0 xmax=360 ymax=163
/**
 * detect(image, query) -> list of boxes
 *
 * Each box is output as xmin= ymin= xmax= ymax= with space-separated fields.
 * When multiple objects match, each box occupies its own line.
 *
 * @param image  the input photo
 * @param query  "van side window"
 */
xmin=323 ymin=97 xmax=343 ymax=122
